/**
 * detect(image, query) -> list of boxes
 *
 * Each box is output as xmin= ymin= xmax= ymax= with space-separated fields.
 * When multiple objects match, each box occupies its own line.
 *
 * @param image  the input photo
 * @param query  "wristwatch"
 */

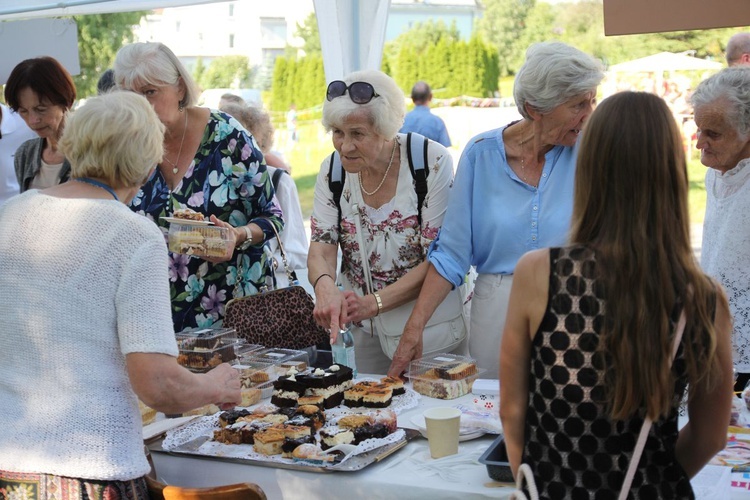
xmin=237 ymin=225 xmax=253 ymax=251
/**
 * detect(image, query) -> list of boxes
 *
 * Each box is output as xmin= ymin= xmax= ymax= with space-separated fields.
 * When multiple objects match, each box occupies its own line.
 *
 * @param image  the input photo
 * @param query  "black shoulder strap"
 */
xmin=405 ymin=132 xmax=429 ymax=227
xmin=328 ymin=152 xmax=345 ymax=230
xmin=271 ymin=167 xmax=286 ymax=191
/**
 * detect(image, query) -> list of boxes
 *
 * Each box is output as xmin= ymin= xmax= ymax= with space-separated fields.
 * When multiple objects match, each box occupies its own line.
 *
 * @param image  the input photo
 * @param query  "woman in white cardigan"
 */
xmin=0 ymin=91 xmax=240 ymax=498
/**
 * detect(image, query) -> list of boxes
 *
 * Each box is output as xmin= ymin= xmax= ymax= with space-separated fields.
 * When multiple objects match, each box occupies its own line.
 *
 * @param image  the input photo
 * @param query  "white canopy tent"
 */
xmin=0 ymin=0 xmax=228 ymax=19
xmin=608 ymin=52 xmax=723 ymax=74
xmin=0 ymin=0 xmax=391 ymax=85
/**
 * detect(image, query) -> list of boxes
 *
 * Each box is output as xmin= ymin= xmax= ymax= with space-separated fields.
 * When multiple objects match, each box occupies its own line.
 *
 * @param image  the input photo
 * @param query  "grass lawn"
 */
xmin=285 ymin=120 xmax=708 ymax=225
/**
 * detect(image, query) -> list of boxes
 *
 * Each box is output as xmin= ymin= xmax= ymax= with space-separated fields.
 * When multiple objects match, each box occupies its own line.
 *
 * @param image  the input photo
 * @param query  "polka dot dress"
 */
xmin=522 ymin=246 xmax=694 ymax=500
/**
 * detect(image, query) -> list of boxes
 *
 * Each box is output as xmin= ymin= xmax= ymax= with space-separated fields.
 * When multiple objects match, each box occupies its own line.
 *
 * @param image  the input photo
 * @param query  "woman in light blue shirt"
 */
xmin=389 ymin=42 xmax=604 ymax=378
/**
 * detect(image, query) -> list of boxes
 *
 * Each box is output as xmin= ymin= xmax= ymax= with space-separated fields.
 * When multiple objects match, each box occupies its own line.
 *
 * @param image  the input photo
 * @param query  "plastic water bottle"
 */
xmin=332 ymin=324 xmax=357 ymax=377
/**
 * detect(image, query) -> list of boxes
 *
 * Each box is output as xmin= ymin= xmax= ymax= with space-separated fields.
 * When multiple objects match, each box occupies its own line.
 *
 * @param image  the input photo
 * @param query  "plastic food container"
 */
xmin=242 ymin=348 xmax=310 ymax=376
xmin=176 ymin=327 xmax=240 ymax=372
xmin=232 ymin=360 xmax=277 ymax=400
xmin=478 ymin=435 xmax=514 ymax=483
xmin=167 ymin=221 xmax=230 ymax=258
xmin=405 ymin=353 xmax=484 ymax=400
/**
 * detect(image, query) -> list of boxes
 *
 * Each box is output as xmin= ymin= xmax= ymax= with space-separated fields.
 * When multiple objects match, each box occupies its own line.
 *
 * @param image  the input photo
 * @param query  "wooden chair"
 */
xmin=145 ymin=447 xmax=266 ymax=500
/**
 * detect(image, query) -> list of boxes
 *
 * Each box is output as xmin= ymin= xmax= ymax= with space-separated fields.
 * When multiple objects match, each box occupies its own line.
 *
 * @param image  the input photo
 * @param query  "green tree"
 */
xmin=199 ymin=55 xmax=253 ymax=89
xmin=71 ymin=12 xmax=146 ymax=98
xmin=295 ymin=12 xmax=321 ymax=56
xmin=193 ymin=57 xmax=206 ymax=86
xmin=478 ymin=0 xmax=536 ymax=76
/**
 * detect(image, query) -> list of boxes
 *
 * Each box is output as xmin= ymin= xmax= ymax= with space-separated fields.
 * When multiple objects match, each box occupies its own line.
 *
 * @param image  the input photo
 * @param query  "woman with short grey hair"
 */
xmin=309 ymin=69 xmax=464 ymax=373
xmin=393 ymin=41 xmax=604 ymax=379
xmin=691 ymin=67 xmax=750 ymax=391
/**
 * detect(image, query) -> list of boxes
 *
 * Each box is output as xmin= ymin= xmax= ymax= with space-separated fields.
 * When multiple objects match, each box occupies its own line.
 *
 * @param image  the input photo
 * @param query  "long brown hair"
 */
xmin=571 ymin=91 xmax=720 ymax=420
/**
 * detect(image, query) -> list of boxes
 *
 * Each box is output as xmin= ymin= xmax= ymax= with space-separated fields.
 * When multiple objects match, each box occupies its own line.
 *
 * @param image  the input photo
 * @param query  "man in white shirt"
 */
xmin=0 ymin=103 xmax=37 ymax=205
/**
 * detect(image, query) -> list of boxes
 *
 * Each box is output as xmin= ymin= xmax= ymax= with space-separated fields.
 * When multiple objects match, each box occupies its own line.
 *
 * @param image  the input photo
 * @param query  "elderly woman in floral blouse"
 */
xmin=115 ymin=42 xmax=283 ymax=331
xmin=308 ymin=70 xmax=465 ymax=374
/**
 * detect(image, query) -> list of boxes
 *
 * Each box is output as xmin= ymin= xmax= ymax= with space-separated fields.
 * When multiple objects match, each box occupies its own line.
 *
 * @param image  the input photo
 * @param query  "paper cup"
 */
xmin=423 ymin=407 xmax=461 ymax=458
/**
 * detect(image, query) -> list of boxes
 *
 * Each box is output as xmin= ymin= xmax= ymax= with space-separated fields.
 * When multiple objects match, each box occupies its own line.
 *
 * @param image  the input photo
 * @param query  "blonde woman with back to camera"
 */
xmin=500 ymin=92 xmax=733 ymax=498
xmin=0 ymin=91 xmax=241 ymax=498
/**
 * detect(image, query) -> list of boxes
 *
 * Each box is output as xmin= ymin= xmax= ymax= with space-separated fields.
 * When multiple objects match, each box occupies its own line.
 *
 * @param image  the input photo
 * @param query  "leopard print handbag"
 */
xmin=224 ymin=223 xmax=328 ymax=350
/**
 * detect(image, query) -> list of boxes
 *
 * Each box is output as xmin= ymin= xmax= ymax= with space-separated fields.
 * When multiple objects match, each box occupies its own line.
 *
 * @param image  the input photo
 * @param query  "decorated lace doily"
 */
xmin=162 ymin=379 xmax=418 ymax=469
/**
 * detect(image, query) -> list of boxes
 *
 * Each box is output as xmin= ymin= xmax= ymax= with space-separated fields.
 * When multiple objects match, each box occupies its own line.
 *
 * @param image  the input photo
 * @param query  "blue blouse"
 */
xmin=428 ymin=124 xmax=578 ymax=287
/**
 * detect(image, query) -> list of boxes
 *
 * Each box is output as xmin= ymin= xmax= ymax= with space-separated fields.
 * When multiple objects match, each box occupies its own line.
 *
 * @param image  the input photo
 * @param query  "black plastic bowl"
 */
xmin=478 ymin=435 xmax=514 ymax=483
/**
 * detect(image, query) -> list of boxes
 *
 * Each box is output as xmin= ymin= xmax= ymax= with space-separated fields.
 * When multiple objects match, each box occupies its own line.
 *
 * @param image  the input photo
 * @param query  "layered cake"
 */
xmin=411 ymin=369 xmax=476 ymax=399
xmin=271 ymin=364 xmax=354 ymax=409
xmin=319 ymin=427 xmax=355 ymax=450
xmin=336 ymin=413 xmax=390 ymax=444
xmin=254 ymin=424 xmax=312 ymax=456
xmin=286 ymin=404 xmax=326 ymax=431
xmin=434 ymin=362 xmax=477 ymax=380
xmin=380 ymin=376 xmax=405 ymax=396
xmin=343 ymin=381 xmax=393 ymax=408
xmin=173 ymin=208 xmax=206 ymax=221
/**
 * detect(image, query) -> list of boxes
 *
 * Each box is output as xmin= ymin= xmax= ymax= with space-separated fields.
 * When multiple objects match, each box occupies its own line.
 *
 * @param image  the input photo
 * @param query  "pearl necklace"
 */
xmin=359 ymin=139 xmax=398 ymax=196
xmin=163 ymin=111 xmax=188 ymax=175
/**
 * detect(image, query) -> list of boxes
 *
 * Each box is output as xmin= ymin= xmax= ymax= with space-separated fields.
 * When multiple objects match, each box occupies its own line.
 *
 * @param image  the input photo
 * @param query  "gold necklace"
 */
xmin=163 ymin=111 xmax=188 ymax=175
xmin=359 ymin=139 xmax=398 ymax=196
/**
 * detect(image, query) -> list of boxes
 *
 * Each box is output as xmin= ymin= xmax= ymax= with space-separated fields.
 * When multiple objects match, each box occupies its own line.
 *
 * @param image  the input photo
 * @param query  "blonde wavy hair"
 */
xmin=60 ymin=91 xmax=165 ymax=189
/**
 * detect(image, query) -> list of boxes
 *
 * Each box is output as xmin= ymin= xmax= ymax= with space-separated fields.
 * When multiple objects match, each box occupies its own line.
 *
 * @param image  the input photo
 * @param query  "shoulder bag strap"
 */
xmin=618 ymin=311 xmax=687 ymax=500
xmin=267 ymin=220 xmax=297 ymax=285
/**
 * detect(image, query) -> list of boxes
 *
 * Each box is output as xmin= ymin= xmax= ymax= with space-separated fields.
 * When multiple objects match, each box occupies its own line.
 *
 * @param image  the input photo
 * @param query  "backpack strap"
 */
xmin=327 ymin=152 xmax=345 ymax=230
xmin=405 ymin=132 xmax=430 ymax=227
xmin=271 ymin=167 xmax=286 ymax=192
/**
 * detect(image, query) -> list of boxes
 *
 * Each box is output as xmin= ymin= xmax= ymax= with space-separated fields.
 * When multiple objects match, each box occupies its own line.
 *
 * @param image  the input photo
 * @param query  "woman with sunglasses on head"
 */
xmin=4 ymin=56 xmax=76 ymax=193
xmin=309 ymin=70 xmax=466 ymax=374
xmin=390 ymin=42 xmax=604 ymax=379
xmin=114 ymin=42 xmax=283 ymax=331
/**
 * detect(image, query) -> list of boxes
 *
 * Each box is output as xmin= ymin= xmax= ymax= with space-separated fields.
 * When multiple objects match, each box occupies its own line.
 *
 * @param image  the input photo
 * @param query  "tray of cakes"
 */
xmin=153 ymin=364 xmax=421 ymax=472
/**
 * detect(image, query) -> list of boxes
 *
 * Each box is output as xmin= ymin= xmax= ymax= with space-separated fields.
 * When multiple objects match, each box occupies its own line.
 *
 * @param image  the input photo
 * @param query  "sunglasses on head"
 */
xmin=326 ymin=80 xmax=380 ymax=105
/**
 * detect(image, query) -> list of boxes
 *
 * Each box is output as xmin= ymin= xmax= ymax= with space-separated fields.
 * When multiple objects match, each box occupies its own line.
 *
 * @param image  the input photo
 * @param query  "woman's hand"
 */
xmin=313 ymin=278 xmax=348 ymax=343
xmin=204 ymin=215 xmax=238 ymax=264
xmin=387 ymin=321 xmax=423 ymax=379
xmin=343 ymin=290 xmax=378 ymax=324
xmin=203 ymin=362 xmax=242 ymax=410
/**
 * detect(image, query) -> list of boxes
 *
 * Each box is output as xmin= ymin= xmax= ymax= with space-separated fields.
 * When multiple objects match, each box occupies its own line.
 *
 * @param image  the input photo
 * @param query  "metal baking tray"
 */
xmin=147 ymin=427 xmax=421 ymax=473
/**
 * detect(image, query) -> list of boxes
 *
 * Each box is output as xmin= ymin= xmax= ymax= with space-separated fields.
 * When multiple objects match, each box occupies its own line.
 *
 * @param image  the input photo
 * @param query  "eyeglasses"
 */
xmin=326 ymin=80 xmax=380 ymax=105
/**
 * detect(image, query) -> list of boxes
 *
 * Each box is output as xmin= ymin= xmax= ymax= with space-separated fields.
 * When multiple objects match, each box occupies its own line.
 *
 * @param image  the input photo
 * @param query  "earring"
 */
xmin=178 ymin=100 xmax=185 ymax=112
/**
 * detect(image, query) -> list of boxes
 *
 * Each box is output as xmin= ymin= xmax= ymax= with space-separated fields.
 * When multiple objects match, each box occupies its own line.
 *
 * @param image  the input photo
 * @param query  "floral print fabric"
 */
xmin=131 ymin=111 xmax=283 ymax=331
xmin=310 ymin=134 xmax=452 ymax=293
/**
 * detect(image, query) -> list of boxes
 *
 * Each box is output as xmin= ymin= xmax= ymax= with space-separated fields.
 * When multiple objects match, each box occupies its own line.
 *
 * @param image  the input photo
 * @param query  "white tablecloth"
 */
xmin=148 ymin=379 xmax=750 ymax=499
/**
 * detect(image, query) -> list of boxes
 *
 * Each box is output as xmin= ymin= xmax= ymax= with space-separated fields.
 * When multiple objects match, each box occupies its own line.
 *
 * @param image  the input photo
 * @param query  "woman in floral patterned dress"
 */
xmin=308 ymin=70 xmax=463 ymax=374
xmin=114 ymin=42 xmax=283 ymax=331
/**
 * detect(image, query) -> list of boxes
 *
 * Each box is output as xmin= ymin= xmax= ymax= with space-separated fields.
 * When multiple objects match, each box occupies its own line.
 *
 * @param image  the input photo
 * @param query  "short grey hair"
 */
xmin=514 ymin=42 xmax=604 ymax=120
xmin=113 ymin=42 xmax=200 ymax=108
xmin=322 ymin=69 xmax=405 ymax=139
xmin=690 ymin=67 xmax=750 ymax=138
xmin=726 ymin=32 xmax=750 ymax=66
